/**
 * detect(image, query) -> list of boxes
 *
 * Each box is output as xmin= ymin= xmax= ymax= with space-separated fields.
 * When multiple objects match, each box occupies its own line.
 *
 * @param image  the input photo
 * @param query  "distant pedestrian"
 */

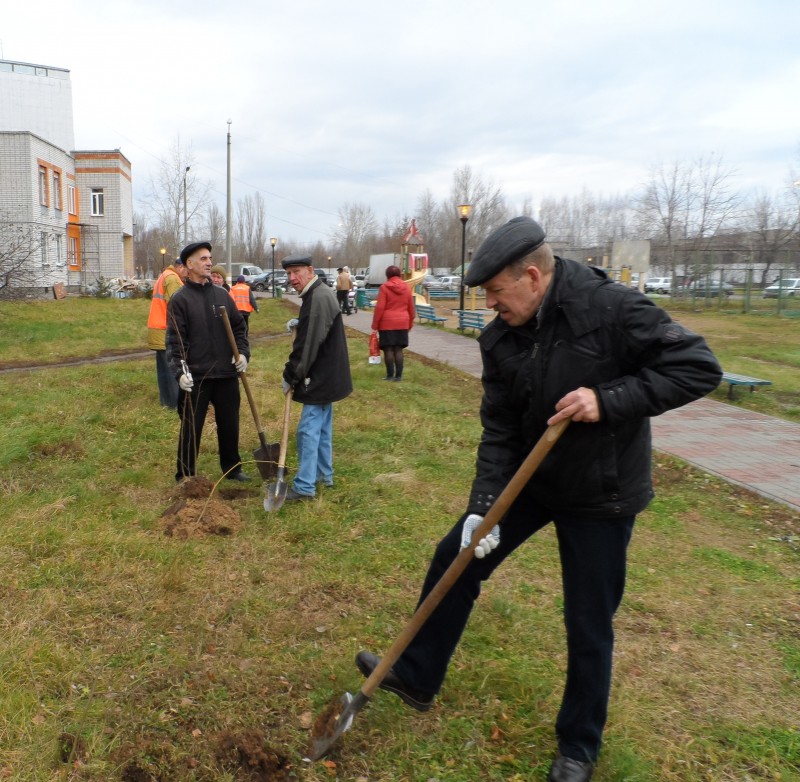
xmin=230 ymin=275 xmax=259 ymax=335
xmin=281 ymin=254 xmax=352 ymax=501
xmin=210 ymin=264 xmax=230 ymax=291
xmin=147 ymin=257 xmax=188 ymax=409
xmin=371 ymin=265 xmax=415 ymax=381
xmin=336 ymin=266 xmax=355 ymax=315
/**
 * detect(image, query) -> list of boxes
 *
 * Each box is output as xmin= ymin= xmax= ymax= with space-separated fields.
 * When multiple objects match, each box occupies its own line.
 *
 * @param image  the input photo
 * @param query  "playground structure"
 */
xmin=367 ymin=220 xmax=430 ymax=305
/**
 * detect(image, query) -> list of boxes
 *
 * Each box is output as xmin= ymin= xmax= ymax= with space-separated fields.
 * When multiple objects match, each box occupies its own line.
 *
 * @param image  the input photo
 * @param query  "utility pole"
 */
xmin=183 ymin=166 xmax=191 ymax=244
xmin=226 ymin=120 xmax=232 ymax=282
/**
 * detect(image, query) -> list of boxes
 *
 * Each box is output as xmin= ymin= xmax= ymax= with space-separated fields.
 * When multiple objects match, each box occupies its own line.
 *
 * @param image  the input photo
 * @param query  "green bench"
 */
xmin=720 ymin=372 xmax=772 ymax=399
xmin=416 ymin=304 xmax=447 ymax=326
xmin=427 ymin=290 xmax=457 ymax=299
xmin=458 ymin=310 xmax=486 ymax=332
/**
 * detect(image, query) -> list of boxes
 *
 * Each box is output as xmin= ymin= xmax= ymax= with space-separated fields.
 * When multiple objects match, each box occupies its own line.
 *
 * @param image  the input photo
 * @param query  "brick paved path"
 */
xmin=341 ymin=300 xmax=800 ymax=511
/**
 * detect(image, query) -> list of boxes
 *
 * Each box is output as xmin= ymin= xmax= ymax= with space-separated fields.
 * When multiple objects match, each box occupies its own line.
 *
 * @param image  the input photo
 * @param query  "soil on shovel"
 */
xmin=159 ymin=476 xmax=244 ymax=539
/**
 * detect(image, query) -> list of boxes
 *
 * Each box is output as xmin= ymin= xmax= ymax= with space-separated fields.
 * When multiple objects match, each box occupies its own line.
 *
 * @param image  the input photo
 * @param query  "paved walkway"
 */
xmin=340 ymin=299 xmax=800 ymax=512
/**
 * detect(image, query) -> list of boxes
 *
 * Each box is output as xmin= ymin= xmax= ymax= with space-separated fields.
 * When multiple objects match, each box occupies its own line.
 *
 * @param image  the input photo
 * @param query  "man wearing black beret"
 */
xmin=166 ymin=241 xmax=251 ymax=483
xmin=356 ymin=216 xmax=722 ymax=781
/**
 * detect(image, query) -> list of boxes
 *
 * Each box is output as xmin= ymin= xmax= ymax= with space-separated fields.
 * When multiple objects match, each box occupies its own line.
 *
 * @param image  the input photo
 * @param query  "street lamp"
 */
xmin=183 ymin=166 xmax=191 ymax=244
xmin=457 ymin=203 xmax=473 ymax=322
xmin=270 ymin=237 xmax=278 ymax=297
xmin=160 ymin=247 xmax=166 ymax=271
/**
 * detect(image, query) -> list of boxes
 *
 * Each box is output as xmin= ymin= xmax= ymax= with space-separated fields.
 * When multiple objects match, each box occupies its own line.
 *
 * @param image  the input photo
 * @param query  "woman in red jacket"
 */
xmin=371 ymin=265 xmax=416 ymax=381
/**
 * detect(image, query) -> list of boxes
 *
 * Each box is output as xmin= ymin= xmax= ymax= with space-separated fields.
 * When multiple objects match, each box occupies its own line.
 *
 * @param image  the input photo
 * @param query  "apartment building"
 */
xmin=0 ymin=58 xmax=133 ymax=295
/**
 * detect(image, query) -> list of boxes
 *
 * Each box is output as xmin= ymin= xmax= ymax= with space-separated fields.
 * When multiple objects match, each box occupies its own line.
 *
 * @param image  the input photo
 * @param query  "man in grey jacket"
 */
xmin=282 ymin=254 xmax=352 ymax=501
xmin=355 ymin=217 xmax=722 ymax=781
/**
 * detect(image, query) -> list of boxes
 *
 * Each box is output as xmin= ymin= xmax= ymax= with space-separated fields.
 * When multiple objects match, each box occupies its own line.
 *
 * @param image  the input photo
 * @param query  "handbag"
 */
xmin=368 ymin=331 xmax=381 ymax=364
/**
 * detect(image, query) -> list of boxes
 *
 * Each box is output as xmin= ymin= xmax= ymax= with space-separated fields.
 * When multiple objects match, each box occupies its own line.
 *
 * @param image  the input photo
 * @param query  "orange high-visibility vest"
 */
xmin=147 ymin=267 xmax=181 ymax=329
xmin=231 ymin=283 xmax=254 ymax=313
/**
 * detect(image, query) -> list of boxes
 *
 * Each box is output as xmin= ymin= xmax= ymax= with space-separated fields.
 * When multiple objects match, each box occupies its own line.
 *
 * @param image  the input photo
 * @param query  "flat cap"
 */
xmin=179 ymin=241 xmax=212 ymax=263
xmin=281 ymin=253 xmax=313 ymax=269
xmin=464 ymin=216 xmax=546 ymax=287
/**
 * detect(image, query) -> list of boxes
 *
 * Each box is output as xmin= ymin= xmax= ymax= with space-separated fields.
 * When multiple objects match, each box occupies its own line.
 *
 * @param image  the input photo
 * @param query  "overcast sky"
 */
xmin=4 ymin=0 xmax=800 ymax=246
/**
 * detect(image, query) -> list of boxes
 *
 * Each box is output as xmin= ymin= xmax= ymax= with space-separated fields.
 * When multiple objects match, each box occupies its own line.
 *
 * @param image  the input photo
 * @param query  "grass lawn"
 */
xmin=0 ymin=295 xmax=797 ymax=781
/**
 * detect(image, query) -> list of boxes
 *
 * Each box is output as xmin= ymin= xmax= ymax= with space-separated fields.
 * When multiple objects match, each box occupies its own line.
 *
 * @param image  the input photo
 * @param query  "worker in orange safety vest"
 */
xmin=230 ymin=275 xmax=259 ymax=335
xmin=147 ymin=258 xmax=189 ymax=408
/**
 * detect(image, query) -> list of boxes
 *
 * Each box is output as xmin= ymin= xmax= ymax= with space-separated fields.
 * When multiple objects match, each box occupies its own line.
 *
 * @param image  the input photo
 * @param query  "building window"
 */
xmin=55 ymin=235 xmax=63 ymax=266
xmin=91 ymin=189 xmax=104 ymax=216
xmin=68 ymin=185 xmax=77 ymax=215
xmin=39 ymin=166 xmax=48 ymax=206
xmin=68 ymin=237 xmax=79 ymax=267
xmin=53 ymin=171 xmax=62 ymax=211
xmin=41 ymin=232 xmax=48 ymax=266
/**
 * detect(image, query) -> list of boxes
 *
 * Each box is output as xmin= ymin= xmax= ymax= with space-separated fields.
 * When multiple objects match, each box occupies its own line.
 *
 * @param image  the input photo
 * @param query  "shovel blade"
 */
xmin=253 ymin=442 xmax=280 ymax=480
xmin=306 ymin=691 xmax=369 ymax=761
xmin=263 ymin=470 xmax=288 ymax=512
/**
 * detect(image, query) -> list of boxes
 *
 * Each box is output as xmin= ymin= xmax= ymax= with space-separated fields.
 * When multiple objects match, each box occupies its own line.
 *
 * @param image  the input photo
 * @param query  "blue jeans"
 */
xmin=393 ymin=501 xmax=635 ymax=764
xmin=155 ymin=349 xmax=179 ymax=409
xmin=294 ymin=403 xmax=334 ymax=496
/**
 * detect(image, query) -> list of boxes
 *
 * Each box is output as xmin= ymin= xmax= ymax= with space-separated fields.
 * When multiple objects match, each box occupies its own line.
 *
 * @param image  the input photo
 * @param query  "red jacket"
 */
xmin=371 ymin=276 xmax=416 ymax=331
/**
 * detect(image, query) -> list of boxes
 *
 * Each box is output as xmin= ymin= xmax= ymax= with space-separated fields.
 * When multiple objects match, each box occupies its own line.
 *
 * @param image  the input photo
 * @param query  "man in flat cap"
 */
xmin=281 ymin=254 xmax=352 ymax=501
xmin=356 ymin=217 xmax=721 ymax=781
xmin=166 ymin=241 xmax=251 ymax=483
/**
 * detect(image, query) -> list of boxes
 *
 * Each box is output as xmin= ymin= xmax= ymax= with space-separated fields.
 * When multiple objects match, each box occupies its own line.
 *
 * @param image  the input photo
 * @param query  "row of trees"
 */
xmin=135 ymin=140 xmax=800 ymax=286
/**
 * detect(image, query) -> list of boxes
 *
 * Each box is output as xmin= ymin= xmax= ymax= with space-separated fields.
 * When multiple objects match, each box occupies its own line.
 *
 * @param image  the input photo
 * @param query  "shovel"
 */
xmin=306 ymin=417 xmax=571 ymax=761
xmin=263 ymin=387 xmax=293 ymax=512
xmin=220 ymin=308 xmax=280 ymax=480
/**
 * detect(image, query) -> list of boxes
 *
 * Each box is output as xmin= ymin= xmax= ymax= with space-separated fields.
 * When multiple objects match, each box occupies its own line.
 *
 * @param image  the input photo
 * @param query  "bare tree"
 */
xmin=0 ymin=215 xmax=44 ymax=298
xmin=142 ymin=136 xmax=212 ymax=256
xmin=331 ymin=202 xmax=378 ymax=269
xmin=235 ymin=193 xmax=268 ymax=266
xmin=204 ymin=202 xmax=227 ymax=253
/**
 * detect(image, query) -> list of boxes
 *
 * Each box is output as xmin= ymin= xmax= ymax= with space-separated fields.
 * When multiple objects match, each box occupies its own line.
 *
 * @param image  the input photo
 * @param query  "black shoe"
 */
xmin=284 ymin=485 xmax=313 ymax=502
xmin=548 ymin=753 xmax=594 ymax=782
xmin=226 ymin=471 xmax=252 ymax=482
xmin=355 ymin=651 xmax=434 ymax=712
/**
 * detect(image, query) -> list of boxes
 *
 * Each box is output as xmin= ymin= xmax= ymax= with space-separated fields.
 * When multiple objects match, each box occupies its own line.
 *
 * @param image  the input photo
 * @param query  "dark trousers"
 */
xmin=155 ymin=349 xmax=179 ymax=409
xmin=336 ymin=289 xmax=351 ymax=314
xmin=175 ymin=376 xmax=243 ymax=481
xmin=393 ymin=499 xmax=635 ymax=764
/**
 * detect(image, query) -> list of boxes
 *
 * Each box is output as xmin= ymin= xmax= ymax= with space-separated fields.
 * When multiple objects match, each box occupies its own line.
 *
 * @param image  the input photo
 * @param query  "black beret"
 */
xmin=179 ymin=241 xmax=212 ymax=263
xmin=464 ymin=216 xmax=546 ymax=287
xmin=281 ymin=253 xmax=313 ymax=269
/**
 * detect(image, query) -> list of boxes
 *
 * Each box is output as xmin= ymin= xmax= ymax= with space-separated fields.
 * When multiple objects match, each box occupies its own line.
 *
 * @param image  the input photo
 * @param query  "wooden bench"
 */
xmin=416 ymin=304 xmax=448 ymax=326
xmin=427 ymin=290 xmax=457 ymax=299
xmin=458 ymin=310 xmax=486 ymax=332
xmin=720 ymin=372 xmax=772 ymax=399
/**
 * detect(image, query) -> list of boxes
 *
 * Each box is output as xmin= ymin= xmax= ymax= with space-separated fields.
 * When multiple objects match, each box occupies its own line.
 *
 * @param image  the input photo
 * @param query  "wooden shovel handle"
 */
xmin=360 ymin=417 xmax=571 ymax=698
xmin=220 ymin=307 xmax=266 ymax=439
xmin=277 ymin=388 xmax=293 ymax=470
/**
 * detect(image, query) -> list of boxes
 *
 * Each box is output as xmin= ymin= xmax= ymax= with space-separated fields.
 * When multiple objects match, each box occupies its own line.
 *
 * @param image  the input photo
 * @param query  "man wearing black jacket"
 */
xmin=166 ymin=241 xmax=251 ymax=483
xmin=281 ymin=254 xmax=352 ymax=501
xmin=355 ymin=217 xmax=722 ymax=782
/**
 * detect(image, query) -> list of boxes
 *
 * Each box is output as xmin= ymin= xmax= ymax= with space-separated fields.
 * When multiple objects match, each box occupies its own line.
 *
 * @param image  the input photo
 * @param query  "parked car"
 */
xmin=354 ymin=273 xmax=367 ymax=289
xmin=237 ymin=265 xmax=266 ymax=284
xmin=427 ymin=275 xmax=462 ymax=292
xmin=687 ymin=280 xmax=734 ymax=297
xmin=314 ymin=268 xmax=333 ymax=286
xmin=644 ymin=277 xmax=672 ymax=294
xmin=422 ymin=274 xmax=442 ymax=289
xmin=248 ymin=270 xmax=287 ymax=292
xmin=762 ymin=278 xmax=800 ymax=298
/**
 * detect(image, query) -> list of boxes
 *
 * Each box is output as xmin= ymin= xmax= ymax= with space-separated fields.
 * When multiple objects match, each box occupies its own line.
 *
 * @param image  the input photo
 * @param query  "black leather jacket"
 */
xmin=467 ymin=258 xmax=722 ymax=518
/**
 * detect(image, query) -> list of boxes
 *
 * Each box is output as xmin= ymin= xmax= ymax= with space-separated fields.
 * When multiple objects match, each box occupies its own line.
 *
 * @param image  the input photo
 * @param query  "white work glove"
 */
xmin=233 ymin=354 xmax=248 ymax=373
xmin=460 ymin=513 xmax=500 ymax=559
xmin=286 ymin=318 xmax=299 ymax=333
xmin=179 ymin=373 xmax=194 ymax=392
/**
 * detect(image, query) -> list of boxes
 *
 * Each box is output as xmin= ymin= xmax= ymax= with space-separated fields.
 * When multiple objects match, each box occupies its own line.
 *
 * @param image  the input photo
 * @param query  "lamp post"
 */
xmin=457 ymin=204 xmax=473 ymax=323
xmin=270 ymin=237 xmax=278 ymax=297
xmin=160 ymin=247 xmax=166 ymax=272
xmin=226 ymin=120 xmax=232 ymax=283
xmin=183 ymin=166 xmax=191 ymax=244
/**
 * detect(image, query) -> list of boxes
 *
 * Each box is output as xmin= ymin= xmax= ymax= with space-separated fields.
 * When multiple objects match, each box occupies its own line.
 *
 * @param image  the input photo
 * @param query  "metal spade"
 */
xmin=264 ymin=388 xmax=293 ymax=512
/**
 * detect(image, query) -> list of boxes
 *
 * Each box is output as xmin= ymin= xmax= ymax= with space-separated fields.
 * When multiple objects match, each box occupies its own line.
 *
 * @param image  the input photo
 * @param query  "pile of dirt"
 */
xmin=215 ymin=730 xmax=293 ymax=781
xmin=159 ymin=476 xmax=243 ymax=539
